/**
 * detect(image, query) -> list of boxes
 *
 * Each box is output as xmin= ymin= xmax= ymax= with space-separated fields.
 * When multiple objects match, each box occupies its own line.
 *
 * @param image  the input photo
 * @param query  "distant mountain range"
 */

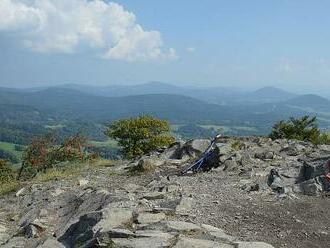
xmin=42 ymin=82 xmax=296 ymax=105
xmin=1 ymin=83 xmax=330 ymax=135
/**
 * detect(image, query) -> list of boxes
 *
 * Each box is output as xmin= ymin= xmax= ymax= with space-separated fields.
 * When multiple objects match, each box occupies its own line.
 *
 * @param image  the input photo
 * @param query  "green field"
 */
xmin=200 ymin=125 xmax=257 ymax=133
xmin=170 ymin=124 xmax=184 ymax=131
xmin=89 ymin=139 xmax=118 ymax=148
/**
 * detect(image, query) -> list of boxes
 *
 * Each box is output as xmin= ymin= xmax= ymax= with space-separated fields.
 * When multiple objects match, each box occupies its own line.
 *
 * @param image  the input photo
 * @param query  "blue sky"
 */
xmin=1 ymin=0 xmax=330 ymax=93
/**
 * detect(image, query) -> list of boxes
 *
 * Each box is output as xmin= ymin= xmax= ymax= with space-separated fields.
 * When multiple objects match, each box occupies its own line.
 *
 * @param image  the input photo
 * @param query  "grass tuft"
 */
xmin=0 ymin=181 xmax=21 ymax=196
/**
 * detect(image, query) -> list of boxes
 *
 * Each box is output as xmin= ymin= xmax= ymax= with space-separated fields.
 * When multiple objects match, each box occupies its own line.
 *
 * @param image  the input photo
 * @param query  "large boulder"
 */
xmin=135 ymin=158 xmax=165 ymax=173
xmin=159 ymin=141 xmax=185 ymax=160
xmin=301 ymin=160 xmax=326 ymax=181
xmin=267 ymin=169 xmax=284 ymax=192
xmin=179 ymin=139 xmax=211 ymax=158
xmin=59 ymin=207 xmax=134 ymax=247
xmin=299 ymin=177 xmax=324 ymax=196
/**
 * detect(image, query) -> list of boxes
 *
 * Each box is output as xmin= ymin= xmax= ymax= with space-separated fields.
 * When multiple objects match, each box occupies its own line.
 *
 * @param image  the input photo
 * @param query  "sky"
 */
xmin=1 ymin=0 xmax=330 ymax=94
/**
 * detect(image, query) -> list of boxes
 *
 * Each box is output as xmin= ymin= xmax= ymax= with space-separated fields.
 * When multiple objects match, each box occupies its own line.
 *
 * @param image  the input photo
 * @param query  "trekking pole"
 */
xmin=180 ymin=134 xmax=222 ymax=175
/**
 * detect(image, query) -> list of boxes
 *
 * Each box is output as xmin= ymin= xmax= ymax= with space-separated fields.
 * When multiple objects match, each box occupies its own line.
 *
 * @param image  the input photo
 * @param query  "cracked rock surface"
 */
xmin=1 ymin=137 xmax=330 ymax=247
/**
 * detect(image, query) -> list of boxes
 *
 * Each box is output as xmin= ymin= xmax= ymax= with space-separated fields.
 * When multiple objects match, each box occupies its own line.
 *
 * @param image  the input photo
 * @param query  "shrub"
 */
xmin=0 ymin=181 xmax=20 ymax=196
xmin=14 ymin=144 xmax=25 ymax=152
xmin=48 ymin=135 xmax=89 ymax=164
xmin=318 ymin=132 xmax=330 ymax=145
xmin=105 ymin=115 xmax=175 ymax=159
xmin=18 ymin=134 xmax=92 ymax=179
xmin=0 ymin=159 xmax=14 ymax=183
xmin=269 ymin=116 xmax=329 ymax=144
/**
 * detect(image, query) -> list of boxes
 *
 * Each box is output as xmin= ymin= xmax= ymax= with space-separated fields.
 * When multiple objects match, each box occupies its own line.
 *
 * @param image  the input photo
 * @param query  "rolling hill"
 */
xmin=1 ymin=86 xmax=330 ymax=137
xmin=284 ymin=94 xmax=330 ymax=111
xmin=54 ymin=82 xmax=297 ymax=105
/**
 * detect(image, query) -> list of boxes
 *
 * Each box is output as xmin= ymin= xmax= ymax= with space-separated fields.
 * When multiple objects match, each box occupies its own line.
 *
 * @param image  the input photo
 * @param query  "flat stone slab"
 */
xmin=236 ymin=242 xmax=275 ymax=248
xmin=134 ymin=230 xmax=174 ymax=239
xmin=95 ymin=208 xmax=133 ymax=230
xmin=0 ymin=225 xmax=9 ymax=244
xmin=137 ymin=213 xmax=166 ymax=224
xmin=201 ymin=224 xmax=235 ymax=242
xmin=112 ymin=236 xmax=173 ymax=248
xmin=175 ymin=197 xmax=193 ymax=215
xmin=37 ymin=238 xmax=65 ymax=248
xmin=143 ymin=192 xmax=166 ymax=200
xmin=166 ymin=221 xmax=201 ymax=232
xmin=173 ymin=237 xmax=235 ymax=248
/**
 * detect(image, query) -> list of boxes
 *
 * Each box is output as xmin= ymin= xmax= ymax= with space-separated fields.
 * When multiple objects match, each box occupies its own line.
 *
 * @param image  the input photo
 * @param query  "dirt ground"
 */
xmin=174 ymin=170 xmax=330 ymax=248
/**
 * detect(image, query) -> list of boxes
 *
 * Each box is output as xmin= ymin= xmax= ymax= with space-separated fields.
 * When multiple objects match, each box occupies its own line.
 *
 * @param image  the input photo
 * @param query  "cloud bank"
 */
xmin=0 ymin=0 xmax=177 ymax=61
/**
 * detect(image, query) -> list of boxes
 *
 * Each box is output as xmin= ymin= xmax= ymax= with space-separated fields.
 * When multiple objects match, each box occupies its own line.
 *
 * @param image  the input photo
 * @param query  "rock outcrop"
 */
xmin=0 ymin=137 xmax=330 ymax=247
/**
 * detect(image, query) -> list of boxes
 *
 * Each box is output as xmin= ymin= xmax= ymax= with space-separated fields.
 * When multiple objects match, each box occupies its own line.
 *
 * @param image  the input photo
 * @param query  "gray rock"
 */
xmin=175 ymin=197 xmax=193 ymax=215
xmin=255 ymin=151 xmax=274 ymax=160
xmin=0 ymin=224 xmax=10 ymax=244
xmin=59 ymin=207 xmax=134 ymax=247
xmin=300 ymin=178 xmax=324 ymax=196
xmin=1 ymin=237 xmax=28 ymax=248
xmin=37 ymin=238 xmax=65 ymax=248
xmin=280 ymin=146 xmax=299 ymax=156
xmin=267 ymin=169 xmax=284 ymax=192
xmin=302 ymin=161 xmax=326 ymax=181
xmin=122 ymin=183 xmax=145 ymax=193
xmin=59 ymin=211 xmax=103 ymax=246
xmin=15 ymin=187 xmax=27 ymax=197
xmin=223 ymin=159 xmax=239 ymax=171
xmin=152 ymin=207 xmax=175 ymax=214
xmin=143 ymin=191 xmax=166 ymax=200
xmin=173 ymin=236 xmax=234 ymax=248
xmin=236 ymin=242 xmax=275 ymax=248
xmin=166 ymin=221 xmax=202 ymax=232
xmin=95 ymin=208 xmax=133 ymax=230
xmin=201 ymin=224 xmax=235 ymax=242
xmin=180 ymin=139 xmax=211 ymax=158
xmin=136 ymin=213 xmax=166 ymax=224
xmin=160 ymin=141 xmax=184 ymax=159
xmin=217 ymin=143 xmax=233 ymax=155
xmin=136 ymin=158 xmax=164 ymax=173
xmin=111 ymin=236 xmax=173 ymax=248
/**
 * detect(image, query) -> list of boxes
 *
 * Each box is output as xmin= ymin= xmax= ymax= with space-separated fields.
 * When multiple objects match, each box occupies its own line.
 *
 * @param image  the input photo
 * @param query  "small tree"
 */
xmin=105 ymin=115 xmax=175 ymax=158
xmin=269 ymin=116 xmax=321 ymax=144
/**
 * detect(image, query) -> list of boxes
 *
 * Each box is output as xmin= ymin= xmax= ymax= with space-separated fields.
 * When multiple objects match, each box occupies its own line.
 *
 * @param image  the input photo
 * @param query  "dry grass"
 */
xmin=92 ymin=159 xmax=119 ymax=168
xmin=0 ymin=181 xmax=21 ymax=196
xmin=33 ymin=164 xmax=85 ymax=183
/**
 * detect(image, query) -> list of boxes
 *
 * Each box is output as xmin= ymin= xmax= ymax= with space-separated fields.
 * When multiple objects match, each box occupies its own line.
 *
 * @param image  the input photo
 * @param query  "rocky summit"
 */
xmin=1 ymin=137 xmax=330 ymax=248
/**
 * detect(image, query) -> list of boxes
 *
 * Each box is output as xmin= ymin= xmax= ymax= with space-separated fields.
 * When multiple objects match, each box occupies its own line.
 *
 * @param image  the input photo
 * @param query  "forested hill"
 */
xmin=0 ymin=86 xmax=318 ymax=126
xmin=1 ymin=86 xmax=330 ymax=138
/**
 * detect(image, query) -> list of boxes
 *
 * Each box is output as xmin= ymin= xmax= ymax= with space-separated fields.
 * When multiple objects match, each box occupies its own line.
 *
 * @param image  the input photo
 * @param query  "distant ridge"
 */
xmin=285 ymin=94 xmax=330 ymax=111
xmin=237 ymin=86 xmax=296 ymax=104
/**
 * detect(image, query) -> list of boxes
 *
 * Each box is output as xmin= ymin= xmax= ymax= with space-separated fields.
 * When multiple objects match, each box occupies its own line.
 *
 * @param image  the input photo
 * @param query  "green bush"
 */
xmin=105 ymin=115 xmax=175 ymax=159
xmin=0 ymin=159 xmax=14 ymax=183
xmin=269 ymin=116 xmax=330 ymax=144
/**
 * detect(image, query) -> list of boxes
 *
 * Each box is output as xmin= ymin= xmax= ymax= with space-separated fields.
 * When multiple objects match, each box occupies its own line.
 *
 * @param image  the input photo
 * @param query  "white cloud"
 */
xmin=0 ymin=0 xmax=177 ymax=61
xmin=186 ymin=47 xmax=196 ymax=52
